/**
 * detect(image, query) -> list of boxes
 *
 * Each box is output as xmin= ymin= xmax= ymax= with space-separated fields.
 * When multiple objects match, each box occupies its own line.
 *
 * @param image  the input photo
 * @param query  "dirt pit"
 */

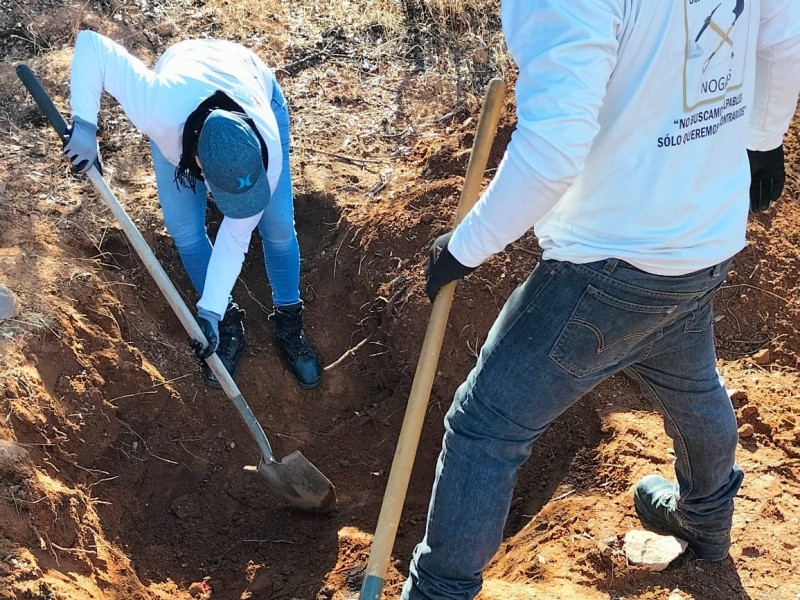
xmin=1 ymin=1 xmax=799 ymax=599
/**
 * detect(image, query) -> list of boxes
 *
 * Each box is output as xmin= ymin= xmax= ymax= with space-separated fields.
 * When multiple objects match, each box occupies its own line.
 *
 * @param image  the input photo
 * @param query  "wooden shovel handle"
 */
xmin=360 ymin=78 xmax=507 ymax=600
xmin=16 ymin=64 xmax=276 ymax=463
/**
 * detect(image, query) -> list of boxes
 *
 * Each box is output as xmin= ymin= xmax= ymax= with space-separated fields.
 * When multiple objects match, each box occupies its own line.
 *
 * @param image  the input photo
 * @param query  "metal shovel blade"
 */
xmin=245 ymin=451 xmax=337 ymax=513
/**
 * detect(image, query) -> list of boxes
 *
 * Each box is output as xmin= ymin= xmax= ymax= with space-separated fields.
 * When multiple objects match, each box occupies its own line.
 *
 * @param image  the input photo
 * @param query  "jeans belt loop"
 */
xmin=602 ymin=258 xmax=618 ymax=274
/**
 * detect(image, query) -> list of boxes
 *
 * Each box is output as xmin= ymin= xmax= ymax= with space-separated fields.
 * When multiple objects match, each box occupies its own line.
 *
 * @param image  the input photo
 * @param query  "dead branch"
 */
xmin=324 ymin=337 xmax=371 ymax=371
xmin=294 ymin=145 xmax=388 ymax=165
xmin=721 ymin=283 xmax=789 ymax=304
xmin=238 ymin=277 xmax=272 ymax=315
xmin=50 ymin=542 xmax=97 ymax=556
xmin=116 ymin=418 xmax=179 ymax=465
xmin=107 ymin=373 xmax=191 ymax=404
xmin=333 ymin=226 xmax=353 ymax=278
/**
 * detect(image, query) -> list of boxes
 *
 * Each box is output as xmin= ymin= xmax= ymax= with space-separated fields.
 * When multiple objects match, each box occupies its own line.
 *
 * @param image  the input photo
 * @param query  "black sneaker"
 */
xmin=202 ymin=303 xmax=247 ymax=389
xmin=269 ymin=302 xmax=321 ymax=390
xmin=633 ymin=475 xmax=731 ymax=561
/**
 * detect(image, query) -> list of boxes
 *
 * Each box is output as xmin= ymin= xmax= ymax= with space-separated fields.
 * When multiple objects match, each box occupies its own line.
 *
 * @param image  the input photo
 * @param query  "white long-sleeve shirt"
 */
xmin=449 ymin=0 xmax=800 ymax=275
xmin=69 ymin=30 xmax=283 ymax=316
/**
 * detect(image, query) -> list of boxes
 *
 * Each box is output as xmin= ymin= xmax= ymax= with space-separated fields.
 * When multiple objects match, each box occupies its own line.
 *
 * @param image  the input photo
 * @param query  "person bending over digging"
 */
xmin=404 ymin=0 xmax=800 ymax=598
xmin=63 ymin=30 xmax=322 ymax=390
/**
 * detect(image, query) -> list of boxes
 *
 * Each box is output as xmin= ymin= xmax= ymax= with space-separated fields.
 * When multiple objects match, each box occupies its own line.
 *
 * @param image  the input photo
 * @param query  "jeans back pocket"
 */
xmin=550 ymin=285 xmax=677 ymax=378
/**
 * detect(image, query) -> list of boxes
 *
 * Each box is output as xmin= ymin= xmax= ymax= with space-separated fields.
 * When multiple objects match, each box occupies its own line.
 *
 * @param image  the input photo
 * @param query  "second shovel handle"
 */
xmin=360 ymin=78 xmax=507 ymax=600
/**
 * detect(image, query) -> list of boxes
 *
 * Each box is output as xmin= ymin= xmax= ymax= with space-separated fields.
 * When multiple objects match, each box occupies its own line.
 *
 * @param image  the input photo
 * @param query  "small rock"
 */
xmin=741 ymin=405 xmax=759 ymax=418
xmin=624 ymin=529 xmax=688 ymax=571
xmin=0 ymin=286 xmax=21 ymax=320
xmin=738 ymin=423 xmax=755 ymax=438
xmin=728 ymin=389 xmax=748 ymax=403
xmin=752 ymin=348 xmax=770 ymax=365
xmin=741 ymin=546 xmax=760 ymax=557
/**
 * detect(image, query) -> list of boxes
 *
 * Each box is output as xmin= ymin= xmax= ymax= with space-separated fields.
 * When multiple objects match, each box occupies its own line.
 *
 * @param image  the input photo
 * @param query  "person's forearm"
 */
xmin=448 ymin=0 xmax=620 ymax=267
xmin=197 ymin=214 xmax=261 ymax=316
xmin=449 ymin=143 xmax=566 ymax=267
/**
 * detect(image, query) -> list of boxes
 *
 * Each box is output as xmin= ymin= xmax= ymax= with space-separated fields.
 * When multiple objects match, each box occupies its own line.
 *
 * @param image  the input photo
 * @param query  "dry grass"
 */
xmin=403 ymin=0 xmax=501 ymax=33
xmin=0 ymin=312 xmax=53 ymax=343
xmin=206 ymin=0 xmax=503 ymax=39
xmin=204 ymin=0 xmax=510 ymax=104
xmin=204 ymin=0 xmax=404 ymax=41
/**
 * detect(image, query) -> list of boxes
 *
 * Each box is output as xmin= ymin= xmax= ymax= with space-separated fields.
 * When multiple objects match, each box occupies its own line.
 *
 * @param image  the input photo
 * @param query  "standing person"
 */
xmin=404 ymin=0 xmax=800 ymax=597
xmin=63 ymin=30 xmax=322 ymax=390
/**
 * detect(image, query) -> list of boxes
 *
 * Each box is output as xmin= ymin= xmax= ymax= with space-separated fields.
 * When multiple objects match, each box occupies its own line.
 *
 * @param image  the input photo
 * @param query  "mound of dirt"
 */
xmin=1 ymin=1 xmax=799 ymax=600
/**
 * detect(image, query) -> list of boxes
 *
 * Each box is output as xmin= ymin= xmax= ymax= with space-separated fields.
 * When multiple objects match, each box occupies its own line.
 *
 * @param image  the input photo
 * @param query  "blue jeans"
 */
xmin=402 ymin=257 xmax=743 ymax=600
xmin=151 ymin=83 xmax=301 ymax=307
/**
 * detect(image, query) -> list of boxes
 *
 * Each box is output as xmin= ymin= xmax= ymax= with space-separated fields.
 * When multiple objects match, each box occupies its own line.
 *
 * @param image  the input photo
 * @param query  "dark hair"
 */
xmin=175 ymin=91 xmax=269 ymax=191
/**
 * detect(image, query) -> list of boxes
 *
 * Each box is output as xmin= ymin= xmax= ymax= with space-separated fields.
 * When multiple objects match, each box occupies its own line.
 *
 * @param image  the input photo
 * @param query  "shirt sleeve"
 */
xmin=448 ymin=0 xmax=622 ymax=268
xmin=747 ymin=0 xmax=800 ymax=151
xmin=69 ymin=30 xmax=157 ymax=132
xmin=196 ymin=213 xmax=262 ymax=317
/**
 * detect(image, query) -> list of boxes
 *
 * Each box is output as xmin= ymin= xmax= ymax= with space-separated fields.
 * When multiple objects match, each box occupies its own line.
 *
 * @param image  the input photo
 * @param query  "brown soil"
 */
xmin=1 ymin=2 xmax=799 ymax=599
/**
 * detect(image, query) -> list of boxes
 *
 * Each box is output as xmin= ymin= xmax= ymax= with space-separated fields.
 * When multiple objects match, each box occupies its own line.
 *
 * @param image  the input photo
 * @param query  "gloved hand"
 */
xmin=63 ymin=116 xmax=102 ymax=174
xmin=425 ymin=231 xmax=477 ymax=302
xmin=747 ymin=146 xmax=785 ymax=213
xmin=190 ymin=308 xmax=221 ymax=360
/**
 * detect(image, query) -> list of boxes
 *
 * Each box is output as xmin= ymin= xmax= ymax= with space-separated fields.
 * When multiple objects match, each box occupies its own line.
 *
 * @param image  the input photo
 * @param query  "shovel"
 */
xmin=359 ymin=78 xmax=506 ymax=599
xmin=16 ymin=64 xmax=336 ymax=514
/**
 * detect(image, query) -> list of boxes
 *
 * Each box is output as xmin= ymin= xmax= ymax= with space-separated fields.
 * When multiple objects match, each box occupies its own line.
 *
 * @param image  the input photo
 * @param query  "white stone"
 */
xmin=624 ymin=529 xmax=689 ymax=571
xmin=0 ymin=286 xmax=20 ymax=320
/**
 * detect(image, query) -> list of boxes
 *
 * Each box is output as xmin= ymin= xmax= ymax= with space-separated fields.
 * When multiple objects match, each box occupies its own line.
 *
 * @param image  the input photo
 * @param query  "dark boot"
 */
xmin=202 ymin=302 xmax=247 ymax=389
xmin=269 ymin=302 xmax=321 ymax=390
xmin=633 ymin=475 xmax=732 ymax=561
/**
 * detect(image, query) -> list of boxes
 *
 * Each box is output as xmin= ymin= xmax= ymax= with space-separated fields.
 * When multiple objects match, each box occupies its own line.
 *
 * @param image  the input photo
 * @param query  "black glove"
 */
xmin=425 ymin=231 xmax=477 ymax=302
xmin=747 ymin=146 xmax=785 ymax=213
xmin=190 ymin=309 xmax=220 ymax=360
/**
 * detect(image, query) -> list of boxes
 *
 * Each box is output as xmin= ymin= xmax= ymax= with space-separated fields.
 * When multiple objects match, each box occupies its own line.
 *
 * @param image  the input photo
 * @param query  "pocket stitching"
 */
xmin=571 ymin=318 xmax=648 ymax=355
xmin=587 ymin=285 xmax=676 ymax=315
xmin=550 ymin=286 xmax=679 ymax=378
